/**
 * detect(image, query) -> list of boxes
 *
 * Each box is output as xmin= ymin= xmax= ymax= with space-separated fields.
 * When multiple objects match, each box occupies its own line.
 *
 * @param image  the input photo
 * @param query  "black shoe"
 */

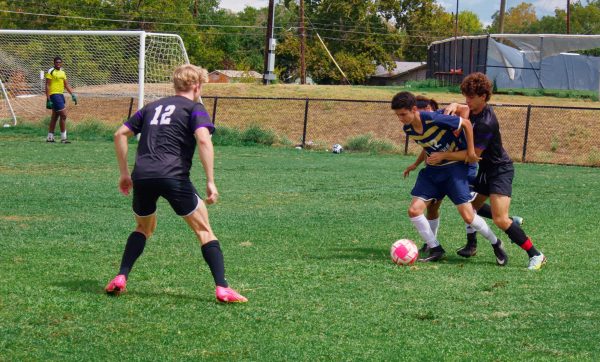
xmin=457 ymin=235 xmax=477 ymax=258
xmin=46 ymin=138 xmax=55 ymax=143
xmin=492 ymin=239 xmax=508 ymax=266
xmin=60 ymin=139 xmax=71 ymax=144
xmin=418 ymin=246 xmax=445 ymax=262
xmin=418 ymin=243 xmax=429 ymax=254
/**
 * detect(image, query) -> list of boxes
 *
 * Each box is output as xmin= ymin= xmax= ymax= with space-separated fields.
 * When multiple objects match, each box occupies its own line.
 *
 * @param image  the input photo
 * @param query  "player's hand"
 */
xmin=466 ymin=151 xmax=481 ymax=164
xmin=46 ymin=99 xmax=53 ymax=109
xmin=205 ymin=181 xmax=219 ymax=205
xmin=426 ymin=152 xmax=445 ymax=165
xmin=403 ymin=164 xmax=417 ymax=178
xmin=71 ymin=94 xmax=78 ymax=105
xmin=118 ymin=175 xmax=133 ymax=196
xmin=444 ymin=103 xmax=459 ymax=115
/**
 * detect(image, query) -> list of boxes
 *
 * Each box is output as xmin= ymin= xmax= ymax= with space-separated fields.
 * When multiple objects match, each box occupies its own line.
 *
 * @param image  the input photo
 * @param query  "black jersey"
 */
xmin=124 ymin=95 xmax=215 ymax=180
xmin=470 ymin=105 xmax=512 ymax=170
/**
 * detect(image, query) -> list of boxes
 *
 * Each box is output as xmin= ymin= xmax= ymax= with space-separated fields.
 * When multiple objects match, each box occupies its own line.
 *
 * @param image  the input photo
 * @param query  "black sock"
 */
xmin=118 ymin=231 xmax=147 ymax=278
xmin=477 ymin=203 xmax=493 ymax=219
xmin=466 ymin=232 xmax=477 ymax=246
xmin=201 ymin=240 xmax=228 ymax=287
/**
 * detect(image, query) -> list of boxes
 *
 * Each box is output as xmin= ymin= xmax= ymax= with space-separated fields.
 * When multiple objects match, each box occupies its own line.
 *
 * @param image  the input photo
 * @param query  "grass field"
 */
xmin=2 ymin=130 xmax=600 ymax=360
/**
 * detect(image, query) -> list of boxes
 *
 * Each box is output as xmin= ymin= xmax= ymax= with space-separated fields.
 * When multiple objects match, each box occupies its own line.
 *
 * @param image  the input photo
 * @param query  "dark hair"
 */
xmin=415 ymin=95 xmax=439 ymax=111
xmin=391 ymin=91 xmax=416 ymax=110
xmin=460 ymin=72 xmax=492 ymax=102
xmin=53 ymin=56 xmax=62 ymax=63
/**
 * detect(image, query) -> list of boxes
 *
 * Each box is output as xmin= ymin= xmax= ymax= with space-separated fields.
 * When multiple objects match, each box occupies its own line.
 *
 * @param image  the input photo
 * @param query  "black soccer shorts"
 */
xmin=132 ymin=178 xmax=201 ymax=217
xmin=472 ymin=163 xmax=514 ymax=197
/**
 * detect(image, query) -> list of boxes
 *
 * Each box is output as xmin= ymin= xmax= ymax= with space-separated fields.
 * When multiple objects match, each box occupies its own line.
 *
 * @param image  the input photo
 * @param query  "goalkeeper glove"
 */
xmin=46 ymin=99 xmax=53 ymax=109
xmin=71 ymin=94 xmax=78 ymax=105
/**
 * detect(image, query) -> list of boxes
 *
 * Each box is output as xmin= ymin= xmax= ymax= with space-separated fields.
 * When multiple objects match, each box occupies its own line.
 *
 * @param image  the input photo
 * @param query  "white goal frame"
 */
xmin=0 ymin=29 xmax=189 ymax=126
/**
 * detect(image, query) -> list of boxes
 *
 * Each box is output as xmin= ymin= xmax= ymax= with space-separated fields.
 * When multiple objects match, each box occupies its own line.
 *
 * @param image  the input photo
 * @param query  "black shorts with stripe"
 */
xmin=132 ymin=178 xmax=201 ymax=217
xmin=472 ymin=163 xmax=514 ymax=197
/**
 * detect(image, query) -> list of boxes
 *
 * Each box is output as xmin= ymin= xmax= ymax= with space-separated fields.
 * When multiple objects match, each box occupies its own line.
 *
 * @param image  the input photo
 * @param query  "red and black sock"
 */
xmin=504 ymin=222 xmax=539 ymax=258
xmin=201 ymin=240 xmax=228 ymax=288
xmin=119 ymin=231 xmax=147 ymax=278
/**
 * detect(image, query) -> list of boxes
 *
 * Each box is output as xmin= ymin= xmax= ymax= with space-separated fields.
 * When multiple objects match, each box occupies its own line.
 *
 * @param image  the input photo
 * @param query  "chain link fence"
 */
xmin=202 ymin=96 xmax=600 ymax=167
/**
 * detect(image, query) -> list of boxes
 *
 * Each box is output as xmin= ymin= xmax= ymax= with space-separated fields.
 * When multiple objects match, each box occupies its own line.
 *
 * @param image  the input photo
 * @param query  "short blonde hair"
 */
xmin=173 ymin=64 xmax=209 ymax=92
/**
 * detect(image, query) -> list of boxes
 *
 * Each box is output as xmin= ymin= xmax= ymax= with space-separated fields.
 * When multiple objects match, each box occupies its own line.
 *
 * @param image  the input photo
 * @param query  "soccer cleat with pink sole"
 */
xmin=105 ymin=274 xmax=127 ymax=295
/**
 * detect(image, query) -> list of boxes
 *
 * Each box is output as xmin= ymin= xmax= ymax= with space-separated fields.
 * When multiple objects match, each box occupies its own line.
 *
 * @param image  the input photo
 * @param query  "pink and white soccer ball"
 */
xmin=390 ymin=239 xmax=418 ymax=266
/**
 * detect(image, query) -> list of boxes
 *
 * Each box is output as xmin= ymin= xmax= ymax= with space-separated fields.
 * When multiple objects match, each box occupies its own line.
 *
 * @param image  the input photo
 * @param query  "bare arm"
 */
xmin=45 ymin=78 xmax=50 ymax=99
xmin=194 ymin=127 xmax=218 ymax=205
xmin=114 ymin=125 xmax=134 ymax=195
xmin=403 ymin=149 xmax=426 ymax=178
xmin=64 ymin=79 xmax=74 ymax=95
xmin=459 ymin=117 xmax=478 ymax=163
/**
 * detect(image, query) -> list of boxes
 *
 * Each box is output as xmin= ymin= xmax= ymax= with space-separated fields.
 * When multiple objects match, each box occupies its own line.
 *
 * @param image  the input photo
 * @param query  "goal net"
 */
xmin=0 ymin=30 xmax=189 ymax=126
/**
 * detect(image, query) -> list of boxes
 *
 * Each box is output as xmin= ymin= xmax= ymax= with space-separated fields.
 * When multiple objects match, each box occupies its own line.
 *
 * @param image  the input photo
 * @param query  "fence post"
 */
xmin=302 ymin=98 xmax=309 ymax=147
xmin=212 ymin=97 xmax=219 ymax=125
xmin=522 ymin=104 xmax=532 ymax=162
xmin=404 ymin=134 xmax=409 ymax=155
xmin=127 ymin=97 xmax=134 ymax=119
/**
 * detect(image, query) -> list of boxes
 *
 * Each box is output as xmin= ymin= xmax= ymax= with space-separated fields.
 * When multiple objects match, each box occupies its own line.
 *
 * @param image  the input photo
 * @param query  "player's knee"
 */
xmin=493 ymin=216 xmax=511 ymax=230
xmin=407 ymin=206 xmax=422 ymax=218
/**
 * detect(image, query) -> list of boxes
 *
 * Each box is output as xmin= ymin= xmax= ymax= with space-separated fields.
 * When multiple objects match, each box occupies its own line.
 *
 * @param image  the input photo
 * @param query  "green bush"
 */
xmin=72 ymin=119 xmax=114 ymax=141
xmin=213 ymin=125 xmax=276 ymax=146
xmin=241 ymin=125 xmax=276 ymax=146
xmin=212 ymin=126 xmax=242 ymax=146
xmin=345 ymin=134 xmax=396 ymax=154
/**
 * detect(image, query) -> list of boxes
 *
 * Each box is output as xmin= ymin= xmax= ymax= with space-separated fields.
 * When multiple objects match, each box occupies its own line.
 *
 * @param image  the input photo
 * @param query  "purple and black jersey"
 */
xmin=470 ymin=105 xmax=512 ymax=170
xmin=125 ymin=95 xmax=215 ymax=180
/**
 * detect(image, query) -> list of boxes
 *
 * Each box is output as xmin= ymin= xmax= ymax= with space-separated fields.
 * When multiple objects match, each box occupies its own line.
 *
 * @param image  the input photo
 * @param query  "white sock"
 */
xmin=410 ymin=214 xmax=440 ymax=248
xmin=465 ymin=224 xmax=476 ymax=234
xmin=61 ymin=131 xmax=67 ymax=140
xmin=47 ymin=132 xmax=54 ymax=139
xmin=428 ymin=218 xmax=440 ymax=237
xmin=469 ymin=214 xmax=498 ymax=245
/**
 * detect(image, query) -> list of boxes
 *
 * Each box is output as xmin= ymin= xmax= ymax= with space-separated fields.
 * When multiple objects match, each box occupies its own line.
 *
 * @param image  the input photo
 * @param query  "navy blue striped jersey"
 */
xmin=469 ymin=105 xmax=512 ymax=170
xmin=403 ymin=111 xmax=466 ymax=167
xmin=124 ymin=95 xmax=215 ymax=180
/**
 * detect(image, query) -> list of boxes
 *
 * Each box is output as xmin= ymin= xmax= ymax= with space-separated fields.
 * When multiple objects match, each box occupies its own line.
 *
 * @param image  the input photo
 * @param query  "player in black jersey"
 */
xmin=105 ymin=64 xmax=248 ymax=302
xmin=445 ymin=73 xmax=546 ymax=270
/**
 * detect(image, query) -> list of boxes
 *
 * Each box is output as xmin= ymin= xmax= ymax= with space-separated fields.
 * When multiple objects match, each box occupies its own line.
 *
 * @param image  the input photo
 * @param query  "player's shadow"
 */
xmin=314 ymin=247 xmax=389 ymax=261
xmin=53 ymin=279 xmax=210 ymax=302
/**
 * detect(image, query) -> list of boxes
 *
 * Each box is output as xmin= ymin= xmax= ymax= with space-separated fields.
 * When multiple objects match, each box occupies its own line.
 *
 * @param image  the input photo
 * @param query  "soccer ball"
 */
xmin=332 ymin=144 xmax=343 ymax=154
xmin=390 ymin=239 xmax=418 ymax=266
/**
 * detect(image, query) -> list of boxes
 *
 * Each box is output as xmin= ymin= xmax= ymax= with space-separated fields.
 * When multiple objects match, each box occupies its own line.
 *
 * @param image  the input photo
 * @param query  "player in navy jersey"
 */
xmin=105 ymin=64 xmax=248 ymax=302
xmin=443 ymin=73 xmax=546 ymax=270
xmin=392 ymin=92 xmax=506 ymax=262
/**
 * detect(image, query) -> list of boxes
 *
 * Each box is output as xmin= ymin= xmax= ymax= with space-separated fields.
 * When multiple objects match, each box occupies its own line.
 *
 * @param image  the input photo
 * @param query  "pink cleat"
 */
xmin=105 ymin=274 xmax=127 ymax=295
xmin=215 ymin=286 xmax=248 ymax=303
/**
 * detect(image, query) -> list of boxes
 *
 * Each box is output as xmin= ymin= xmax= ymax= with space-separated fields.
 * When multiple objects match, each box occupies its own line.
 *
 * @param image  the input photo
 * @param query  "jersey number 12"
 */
xmin=149 ymin=105 xmax=176 ymax=125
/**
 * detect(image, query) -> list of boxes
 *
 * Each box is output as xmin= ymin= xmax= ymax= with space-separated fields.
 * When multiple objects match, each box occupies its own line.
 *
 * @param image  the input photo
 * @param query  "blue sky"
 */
xmin=219 ymin=0 xmax=569 ymax=26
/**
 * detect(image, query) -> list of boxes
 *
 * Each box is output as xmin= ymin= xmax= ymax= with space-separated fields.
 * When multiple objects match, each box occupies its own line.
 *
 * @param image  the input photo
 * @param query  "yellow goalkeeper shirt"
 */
xmin=46 ymin=67 xmax=67 ymax=95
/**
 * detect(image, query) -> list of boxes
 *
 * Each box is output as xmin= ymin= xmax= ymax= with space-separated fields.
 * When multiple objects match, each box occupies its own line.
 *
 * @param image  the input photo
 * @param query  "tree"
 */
xmin=489 ymin=2 xmax=537 ymax=33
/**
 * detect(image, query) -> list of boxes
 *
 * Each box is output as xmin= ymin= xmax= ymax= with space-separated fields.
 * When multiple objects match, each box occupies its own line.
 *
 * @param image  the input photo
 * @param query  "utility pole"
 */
xmin=263 ymin=0 xmax=276 ymax=85
xmin=566 ymin=0 xmax=571 ymax=34
xmin=453 ymin=0 xmax=459 ymax=74
xmin=299 ymin=0 xmax=306 ymax=84
xmin=193 ymin=0 xmax=198 ymax=18
xmin=499 ymin=0 xmax=506 ymax=34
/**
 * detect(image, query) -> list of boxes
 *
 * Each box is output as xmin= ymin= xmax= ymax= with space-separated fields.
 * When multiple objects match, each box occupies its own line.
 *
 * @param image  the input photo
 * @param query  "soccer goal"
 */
xmin=0 ymin=29 xmax=189 ymax=126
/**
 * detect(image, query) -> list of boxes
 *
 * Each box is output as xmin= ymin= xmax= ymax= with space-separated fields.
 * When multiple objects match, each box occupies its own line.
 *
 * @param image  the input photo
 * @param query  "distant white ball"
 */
xmin=332 ymin=144 xmax=343 ymax=154
xmin=390 ymin=239 xmax=418 ymax=266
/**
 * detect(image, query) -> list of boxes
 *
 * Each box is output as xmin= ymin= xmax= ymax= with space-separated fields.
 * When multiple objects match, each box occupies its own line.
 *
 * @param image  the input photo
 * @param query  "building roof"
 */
xmin=209 ymin=70 xmax=263 ymax=78
xmin=372 ymin=61 xmax=427 ymax=78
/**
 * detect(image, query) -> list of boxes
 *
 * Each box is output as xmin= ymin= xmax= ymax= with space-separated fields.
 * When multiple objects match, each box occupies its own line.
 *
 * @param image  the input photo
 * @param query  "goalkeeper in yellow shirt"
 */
xmin=45 ymin=56 xmax=77 ymax=143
